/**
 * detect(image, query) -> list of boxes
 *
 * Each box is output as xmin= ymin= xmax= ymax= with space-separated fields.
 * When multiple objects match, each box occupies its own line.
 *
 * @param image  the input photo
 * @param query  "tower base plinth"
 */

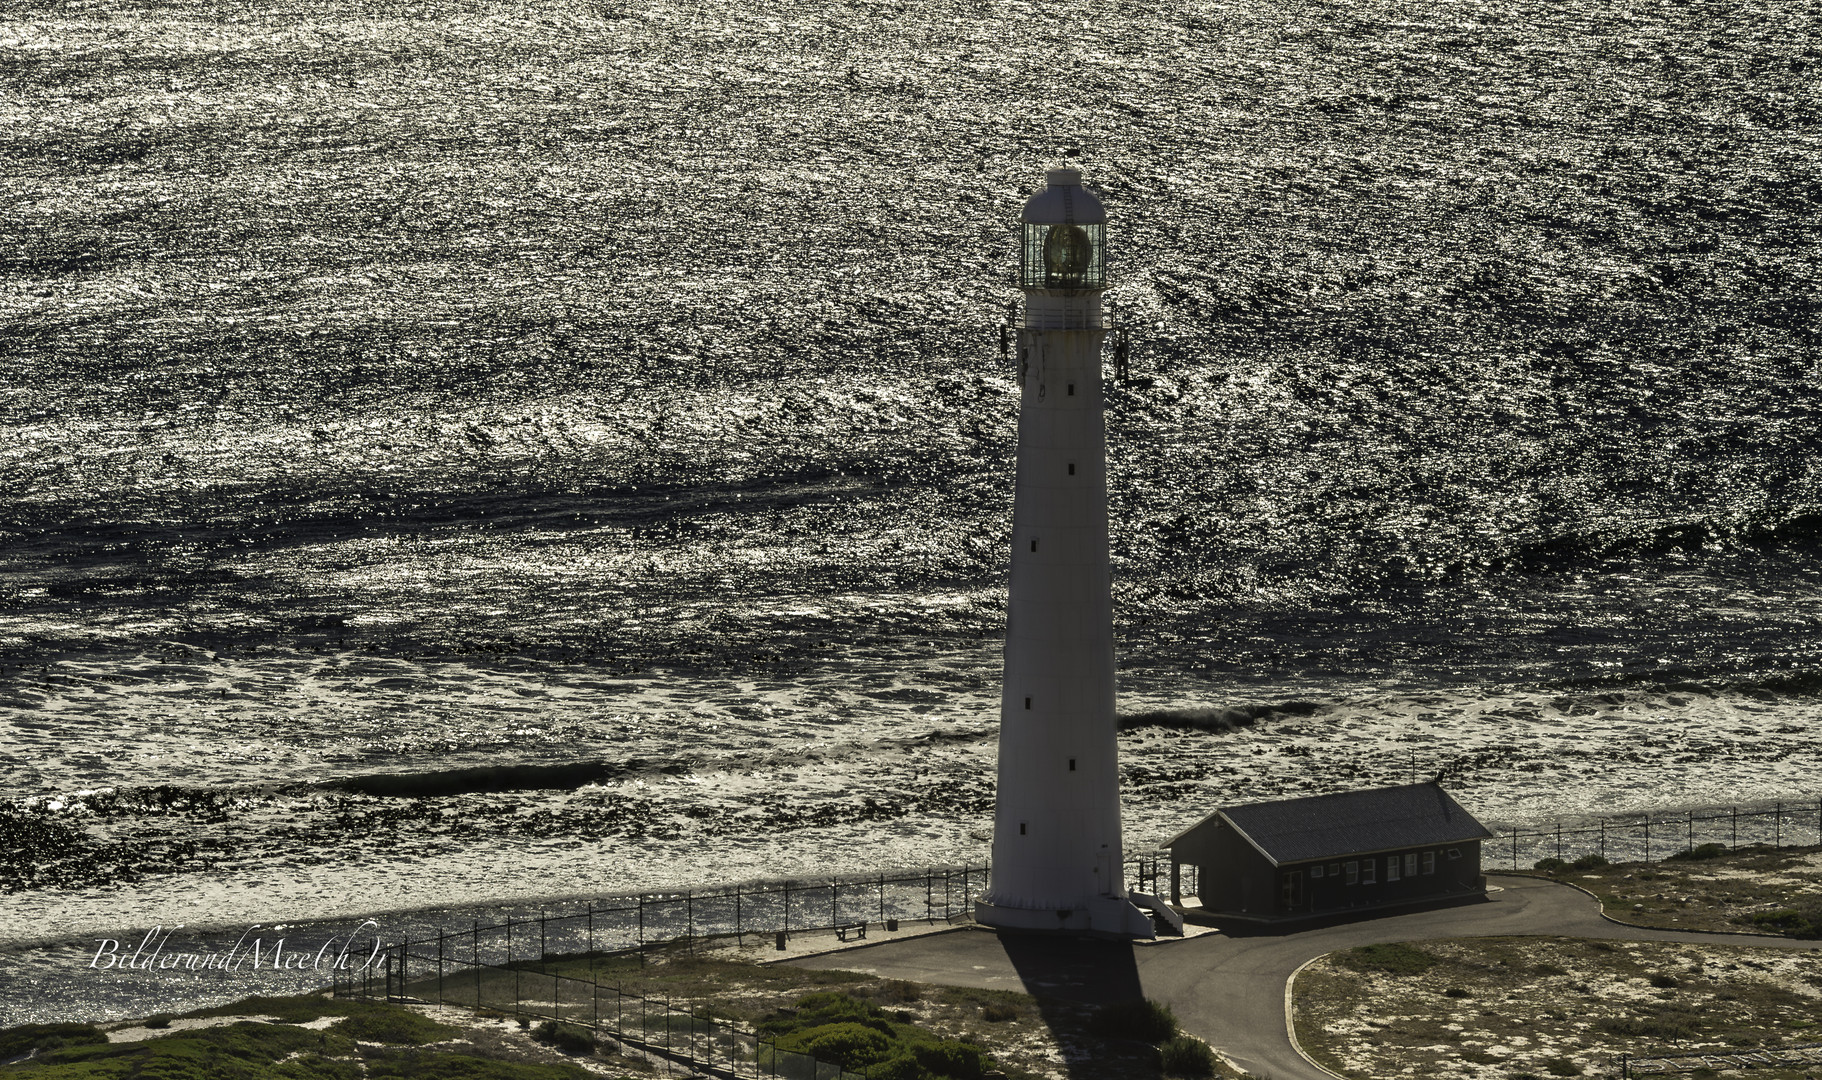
xmin=973 ymin=896 xmax=1156 ymax=940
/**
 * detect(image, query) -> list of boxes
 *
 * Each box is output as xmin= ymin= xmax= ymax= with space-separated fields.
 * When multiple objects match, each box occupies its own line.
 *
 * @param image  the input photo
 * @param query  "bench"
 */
xmin=835 ymin=922 xmax=868 ymax=942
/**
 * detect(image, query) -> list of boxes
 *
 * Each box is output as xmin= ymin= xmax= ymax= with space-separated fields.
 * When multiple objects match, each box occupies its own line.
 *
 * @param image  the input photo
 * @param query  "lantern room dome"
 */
xmin=1020 ymin=167 xmax=1106 ymax=225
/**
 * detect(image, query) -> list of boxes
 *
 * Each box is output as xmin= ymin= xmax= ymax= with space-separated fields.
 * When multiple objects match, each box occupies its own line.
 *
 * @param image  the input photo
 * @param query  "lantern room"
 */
xmin=1020 ymin=167 xmax=1107 ymax=292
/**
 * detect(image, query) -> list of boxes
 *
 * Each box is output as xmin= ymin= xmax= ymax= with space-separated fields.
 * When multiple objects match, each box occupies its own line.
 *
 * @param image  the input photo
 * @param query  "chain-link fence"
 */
xmin=1489 ymin=799 xmax=1822 ymax=870
xmin=328 ymin=854 xmax=1193 ymax=1075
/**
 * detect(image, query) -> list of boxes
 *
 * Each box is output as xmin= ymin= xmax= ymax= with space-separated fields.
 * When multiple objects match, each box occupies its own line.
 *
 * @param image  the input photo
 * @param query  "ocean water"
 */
xmin=2 ymin=0 xmax=1820 ymax=1024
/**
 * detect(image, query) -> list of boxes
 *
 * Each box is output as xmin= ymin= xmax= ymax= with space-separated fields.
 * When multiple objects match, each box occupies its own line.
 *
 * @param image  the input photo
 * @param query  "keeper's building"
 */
xmin=1164 ymin=782 xmax=1492 ymax=920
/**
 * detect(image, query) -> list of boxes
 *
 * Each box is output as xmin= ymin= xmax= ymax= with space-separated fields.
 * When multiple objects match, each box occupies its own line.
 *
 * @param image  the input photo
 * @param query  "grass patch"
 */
xmin=362 ymin=1049 xmax=595 ymax=1079
xmin=1512 ymin=844 xmax=1822 ymax=936
xmin=1295 ymin=936 xmax=1821 ymax=1080
xmin=1333 ymin=942 xmax=1437 ymax=976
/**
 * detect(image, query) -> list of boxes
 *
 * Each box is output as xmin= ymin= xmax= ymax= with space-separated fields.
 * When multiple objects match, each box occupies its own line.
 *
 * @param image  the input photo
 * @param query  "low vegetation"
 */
xmin=1520 ymin=843 xmax=1822 ymax=937
xmin=0 ymin=997 xmax=596 ymax=1080
xmin=758 ymin=991 xmax=993 ymax=1079
xmin=1295 ymin=936 xmax=1822 ymax=1080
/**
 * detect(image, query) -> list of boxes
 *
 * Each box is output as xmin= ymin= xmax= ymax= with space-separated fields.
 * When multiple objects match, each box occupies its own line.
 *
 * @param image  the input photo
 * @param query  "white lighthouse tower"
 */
xmin=974 ymin=168 xmax=1155 ymax=938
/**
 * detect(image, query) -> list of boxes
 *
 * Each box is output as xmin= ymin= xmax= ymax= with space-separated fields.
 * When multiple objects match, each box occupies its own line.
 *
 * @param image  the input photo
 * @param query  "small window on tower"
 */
xmin=1024 ymin=697 xmax=1031 ymax=709
xmin=1067 ymin=383 xmax=1075 ymax=396
xmin=1068 ymin=463 xmax=1076 ymax=475
xmin=1030 ymin=539 xmax=1038 ymax=552
xmin=1019 ymin=822 xmax=1027 ymax=835
xmin=1068 ymin=758 xmax=1076 ymax=771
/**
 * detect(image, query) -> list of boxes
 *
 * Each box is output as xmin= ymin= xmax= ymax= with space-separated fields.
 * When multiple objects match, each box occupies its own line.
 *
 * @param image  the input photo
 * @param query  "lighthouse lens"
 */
xmin=1043 ymin=224 xmax=1091 ymax=280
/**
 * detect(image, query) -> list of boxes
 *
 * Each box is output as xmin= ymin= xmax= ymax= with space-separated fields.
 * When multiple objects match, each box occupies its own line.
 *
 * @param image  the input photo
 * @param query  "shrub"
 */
xmin=1598 ymin=1014 xmax=1696 ymax=1041
xmin=1443 ymin=987 xmax=1472 ymax=999
xmin=1570 ymin=854 xmax=1610 ymax=870
xmin=1159 ymin=1034 xmax=1217 ymax=1077
xmin=1648 ymin=974 xmax=1679 ymax=989
xmin=1334 ymin=943 xmax=1438 ymax=976
xmin=337 ymin=1006 xmax=459 ymax=1045
xmin=1741 ymin=900 xmax=1822 ymax=938
xmin=910 ymin=1039 xmax=991 ymax=1080
xmin=143 ymin=1014 xmax=174 ymax=1030
xmin=1543 ymin=1056 xmax=1583 ymax=1076
xmin=1088 ymin=999 xmax=1179 ymax=1043
xmin=762 ymin=991 xmax=891 ymax=1035
xmin=1667 ymin=843 xmax=1729 ymax=862
xmin=1533 ymin=857 xmax=1567 ymax=872
xmin=980 ymin=1001 xmax=1020 ymax=1022
xmin=532 ymin=1020 xmax=596 ymax=1055
xmin=878 ymin=980 xmax=922 ymax=1004
xmin=0 ymin=1022 xmax=109 ymax=1058
xmin=779 ymin=1022 xmax=894 ymax=1070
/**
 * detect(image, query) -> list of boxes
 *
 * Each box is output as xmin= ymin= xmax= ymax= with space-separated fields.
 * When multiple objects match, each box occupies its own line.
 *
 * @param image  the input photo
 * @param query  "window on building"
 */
xmin=1067 ymin=383 xmax=1075 ymax=396
xmin=1446 ymin=847 xmax=1462 ymax=860
xmin=1404 ymin=853 xmax=1418 ymax=878
xmin=1386 ymin=856 xmax=1401 ymax=882
xmin=1422 ymin=851 xmax=1436 ymax=875
xmin=1068 ymin=758 xmax=1076 ymax=771
xmin=1346 ymin=861 xmax=1358 ymax=884
xmin=1362 ymin=861 xmax=1376 ymax=885
xmin=1024 ymin=697 xmax=1031 ymax=709
xmin=1310 ymin=864 xmax=1324 ymax=880
xmin=1031 ymin=539 xmax=1038 ymax=552
xmin=1068 ymin=463 xmax=1076 ymax=475
xmin=1329 ymin=863 xmax=1341 ymax=877
xmin=1019 ymin=822 xmax=1027 ymax=835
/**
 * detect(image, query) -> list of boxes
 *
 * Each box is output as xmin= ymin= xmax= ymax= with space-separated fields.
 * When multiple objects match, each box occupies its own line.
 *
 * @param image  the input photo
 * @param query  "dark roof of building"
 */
xmin=1179 ymin=782 xmax=1493 ymax=866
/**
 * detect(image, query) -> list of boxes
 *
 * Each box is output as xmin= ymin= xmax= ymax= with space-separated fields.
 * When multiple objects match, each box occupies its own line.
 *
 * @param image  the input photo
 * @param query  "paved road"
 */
xmin=791 ymin=876 xmax=1822 ymax=1080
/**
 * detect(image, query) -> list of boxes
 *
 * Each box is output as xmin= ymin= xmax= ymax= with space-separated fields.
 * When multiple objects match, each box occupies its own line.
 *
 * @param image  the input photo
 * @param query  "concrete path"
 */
xmin=790 ymin=876 xmax=1822 ymax=1080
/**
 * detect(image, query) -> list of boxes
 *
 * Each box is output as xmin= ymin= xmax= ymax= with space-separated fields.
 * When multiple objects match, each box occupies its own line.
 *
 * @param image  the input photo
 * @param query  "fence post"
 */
xmin=879 ymin=874 xmax=886 ymax=923
xmin=474 ymin=920 xmax=481 ymax=1010
xmin=437 ymin=930 xmax=444 ymax=1011
xmin=1511 ymin=829 xmax=1518 ymax=869
xmin=735 ymin=886 xmax=742 ymax=946
xmin=540 ymin=910 xmax=547 ymax=962
xmin=1733 ymin=807 xmax=1738 ymax=849
xmin=1776 ymin=801 xmax=1783 ymax=848
xmin=1687 ymin=810 xmax=1693 ymax=854
xmin=1645 ymin=815 xmax=1651 ymax=863
xmin=926 ymin=871 xmax=934 ymax=920
xmin=784 ymin=883 xmax=791 ymax=938
xmin=1556 ymin=823 xmax=1562 ymax=861
xmin=1600 ymin=818 xmax=1606 ymax=862
xmin=686 ymin=890 xmax=694 ymax=946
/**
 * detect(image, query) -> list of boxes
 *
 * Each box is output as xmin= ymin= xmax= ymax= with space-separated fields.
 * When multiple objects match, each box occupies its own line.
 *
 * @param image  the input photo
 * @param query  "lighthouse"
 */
xmin=974 ymin=168 xmax=1155 ymax=938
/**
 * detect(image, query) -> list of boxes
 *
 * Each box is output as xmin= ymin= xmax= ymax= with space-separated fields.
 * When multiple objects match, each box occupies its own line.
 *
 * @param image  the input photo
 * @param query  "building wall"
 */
xmin=1177 ymin=836 xmax=1484 ymax=917
xmin=1188 ymin=822 xmax=1276 ymax=914
xmin=1269 ymin=840 xmax=1482 ymax=915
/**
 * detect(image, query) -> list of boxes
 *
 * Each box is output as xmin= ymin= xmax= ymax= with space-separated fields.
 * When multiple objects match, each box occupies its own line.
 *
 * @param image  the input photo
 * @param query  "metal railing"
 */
xmin=1491 ymin=798 xmax=1822 ymax=870
xmin=330 ymin=853 xmax=1189 ymax=1075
